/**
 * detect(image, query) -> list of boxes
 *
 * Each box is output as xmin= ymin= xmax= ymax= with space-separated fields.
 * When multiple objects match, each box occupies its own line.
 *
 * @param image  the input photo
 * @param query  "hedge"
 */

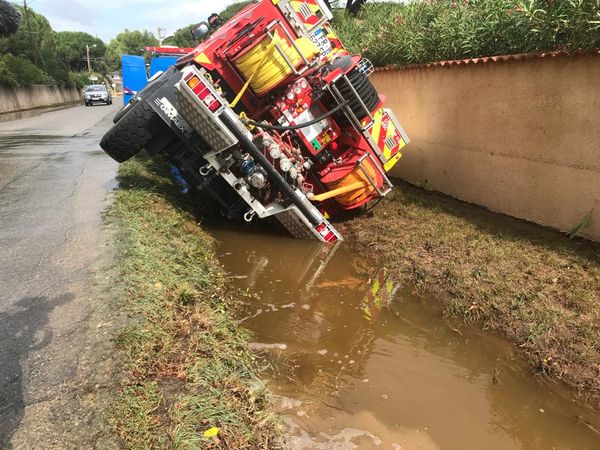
xmin=334 ymin=0 xmax=600 ymax=67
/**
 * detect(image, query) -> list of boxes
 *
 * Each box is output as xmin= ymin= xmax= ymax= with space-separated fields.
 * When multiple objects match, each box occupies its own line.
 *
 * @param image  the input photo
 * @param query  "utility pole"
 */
xmin=23 ymin=0 xmax=38 ymax=65
xmin=86 ymin=44 xmax=96 ymax=73
xmin=157 ymin=26 xmax=164 ymax=45
xmin=86 ymin=44 xmax=91 ymax=72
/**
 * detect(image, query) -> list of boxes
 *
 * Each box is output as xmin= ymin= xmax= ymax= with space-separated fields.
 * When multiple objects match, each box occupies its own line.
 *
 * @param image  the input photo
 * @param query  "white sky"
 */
xmin=27 ymin=0 xmax=406 ymax=42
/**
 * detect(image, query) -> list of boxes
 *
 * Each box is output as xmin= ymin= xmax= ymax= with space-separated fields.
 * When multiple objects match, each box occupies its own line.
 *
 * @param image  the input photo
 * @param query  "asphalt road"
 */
xmin=0 ymin=103 xmax=121 ymax=448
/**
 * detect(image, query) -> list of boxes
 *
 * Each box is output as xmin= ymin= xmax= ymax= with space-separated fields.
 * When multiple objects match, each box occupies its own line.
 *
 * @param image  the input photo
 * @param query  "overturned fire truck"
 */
xmin=100 ymin=0 xmax=409 ymax=242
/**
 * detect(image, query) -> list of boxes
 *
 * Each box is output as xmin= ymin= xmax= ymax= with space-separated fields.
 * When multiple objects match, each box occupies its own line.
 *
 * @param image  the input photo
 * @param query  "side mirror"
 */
xmin=191 ymin=22 xmax=210 ymax=41
xmin=208 ymin=13 xmax=223 ymax=28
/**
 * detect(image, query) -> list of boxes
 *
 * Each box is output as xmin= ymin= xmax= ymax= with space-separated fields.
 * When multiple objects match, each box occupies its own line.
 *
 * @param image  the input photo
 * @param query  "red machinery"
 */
xmin=100 ymin=0 xmax=409 ymax=242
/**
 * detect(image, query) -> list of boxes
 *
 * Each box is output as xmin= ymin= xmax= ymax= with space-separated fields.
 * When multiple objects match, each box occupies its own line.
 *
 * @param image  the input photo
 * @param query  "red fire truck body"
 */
xmin=100 ymin=0 xmax=409 ymax=242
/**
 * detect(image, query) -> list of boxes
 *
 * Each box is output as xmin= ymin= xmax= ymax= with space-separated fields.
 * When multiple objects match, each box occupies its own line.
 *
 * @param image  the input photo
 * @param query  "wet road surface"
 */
xmin=0 ymin=104 xmax=120 ymax=448
xmin=212 ymin=227 xmax=600 ymax=450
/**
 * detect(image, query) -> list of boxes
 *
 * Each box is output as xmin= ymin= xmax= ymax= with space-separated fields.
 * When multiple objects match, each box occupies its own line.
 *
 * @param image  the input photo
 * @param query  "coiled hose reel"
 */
xmin=232 ymin=29 xmax=319 ymax=96
xmin=328 ymin=67 xmax=380 ymax=124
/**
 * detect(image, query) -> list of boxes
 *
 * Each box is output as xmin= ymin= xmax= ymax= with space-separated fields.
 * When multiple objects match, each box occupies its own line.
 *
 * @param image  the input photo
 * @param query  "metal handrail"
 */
xmin=356 ymin=153 xmax=393 ymax=198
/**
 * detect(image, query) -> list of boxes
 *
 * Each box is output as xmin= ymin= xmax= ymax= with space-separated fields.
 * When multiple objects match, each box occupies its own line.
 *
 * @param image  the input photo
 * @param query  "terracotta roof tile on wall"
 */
xmin=374 ymin=49 xmax=600 ymax=71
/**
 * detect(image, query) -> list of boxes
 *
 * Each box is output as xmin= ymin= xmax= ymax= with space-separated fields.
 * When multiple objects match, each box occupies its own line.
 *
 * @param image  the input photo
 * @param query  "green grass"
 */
xmin=107 ymin=156 xmax=280 ymax=449
xmin=339 ymin=181 xmax=600 ymax=405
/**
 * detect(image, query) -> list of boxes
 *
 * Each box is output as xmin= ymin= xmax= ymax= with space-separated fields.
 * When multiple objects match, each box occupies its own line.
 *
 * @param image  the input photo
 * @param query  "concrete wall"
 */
xmin=372 ymin=53 xmax=600 ymax=241
xmin=0 ymin=85 xmax=82 ymax=115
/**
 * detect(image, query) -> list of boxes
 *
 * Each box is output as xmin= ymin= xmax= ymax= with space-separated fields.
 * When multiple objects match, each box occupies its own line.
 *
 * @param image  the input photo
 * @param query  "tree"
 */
xmin=0 ymin=4 xmax=72 ymax=85
xmin=319 ymin=0 xmax=368 ymax=14
xmin=219 ymin=1 xmax=253 ymax=21
xmin=345 ymin=0 xmax=368 ymax=15
xmin=0 ymin=4 xmax=53 ymax=65
xmin=163 ymin=2 xmax=253 ymax=48
xmin=54 ymin=31 xmax=105 ymax=72
xmin=163 ymin=25 xmax=196 ymax=48
xmin=0 ymin=0 xmax=20 ymax=37
xmin=104 ymin=29 xmax=158 ymax=71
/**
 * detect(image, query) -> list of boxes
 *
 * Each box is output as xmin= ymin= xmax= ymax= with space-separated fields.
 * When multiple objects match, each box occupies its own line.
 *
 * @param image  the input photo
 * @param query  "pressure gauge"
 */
xmin=279 ymin=157 xmax=292 ymax=172
xmin=269 ymin=144 xmax=281 ymax=159
xmin=248 ymin=171 xmax=267 ymax=189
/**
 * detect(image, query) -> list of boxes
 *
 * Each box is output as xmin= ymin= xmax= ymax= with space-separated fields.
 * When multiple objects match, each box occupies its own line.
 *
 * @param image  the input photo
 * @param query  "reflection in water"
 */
xmin=211 ymin=226 xmax=600 ymax=450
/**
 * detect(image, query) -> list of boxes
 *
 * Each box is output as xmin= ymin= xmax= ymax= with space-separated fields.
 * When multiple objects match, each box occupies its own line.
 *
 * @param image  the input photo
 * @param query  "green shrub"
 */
xmin=0 ymin=4 xmax=106 ymax=86
xmin=68 ymin=71 xmax=96 ymax=89
xmin=0 ymin=58 xmax=18 ymax=86
xmin=0 ymin=54 xmax=51 ymax=86
xmin=334 ymin=0 xmax=600 ymax=67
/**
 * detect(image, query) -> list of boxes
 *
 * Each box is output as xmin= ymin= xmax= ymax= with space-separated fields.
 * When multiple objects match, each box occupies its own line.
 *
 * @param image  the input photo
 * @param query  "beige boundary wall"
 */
xmin=0 ymin=84 xmax=82 ymax=115
xmin=372 ymin=53 xmax=600 ymax=242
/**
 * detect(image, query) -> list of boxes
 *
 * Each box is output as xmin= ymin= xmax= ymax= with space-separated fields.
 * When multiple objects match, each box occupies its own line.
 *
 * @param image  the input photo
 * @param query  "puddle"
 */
xmin=212 ymin=226 xmax=600 ymax=449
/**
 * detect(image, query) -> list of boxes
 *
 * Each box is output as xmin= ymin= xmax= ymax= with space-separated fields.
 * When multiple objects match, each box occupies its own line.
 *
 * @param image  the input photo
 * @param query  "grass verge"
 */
xmin=339 ymin=181 xmax=600 ymax=406
xmin=107 ymin=156 xmax=280 ymax=448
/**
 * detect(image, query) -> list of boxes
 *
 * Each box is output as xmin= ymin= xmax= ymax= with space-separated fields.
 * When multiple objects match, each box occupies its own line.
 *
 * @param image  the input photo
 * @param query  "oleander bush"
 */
xmin=334 ymin=0 xmax=600 ymax=66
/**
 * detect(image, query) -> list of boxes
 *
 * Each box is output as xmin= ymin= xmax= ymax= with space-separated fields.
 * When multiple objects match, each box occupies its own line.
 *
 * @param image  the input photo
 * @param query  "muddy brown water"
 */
xmin=211 ymin=226 xmax=600 ymax=449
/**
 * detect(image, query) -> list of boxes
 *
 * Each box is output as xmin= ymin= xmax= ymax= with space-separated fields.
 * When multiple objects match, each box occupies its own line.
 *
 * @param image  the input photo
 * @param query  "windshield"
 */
xmin=85 ymin=85 xmax=106 ymax=92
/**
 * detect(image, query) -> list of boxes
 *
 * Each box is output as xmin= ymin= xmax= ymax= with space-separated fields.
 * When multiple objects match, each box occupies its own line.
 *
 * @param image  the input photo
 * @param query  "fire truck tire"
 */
xmin=113 ymin=76 xmax=163 ymax=123
xmin=112 ymin=99 xmax=137 ymax=124
xmin=100 ymin=101 xmax=162 ymax=163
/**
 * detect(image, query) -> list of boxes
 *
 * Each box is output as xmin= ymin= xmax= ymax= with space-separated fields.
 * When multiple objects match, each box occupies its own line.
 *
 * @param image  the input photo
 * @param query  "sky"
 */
xmin=27 ymin=0 xmax=244 ymax=42
xmin=27 ymin=0 xmax=406 ymax=43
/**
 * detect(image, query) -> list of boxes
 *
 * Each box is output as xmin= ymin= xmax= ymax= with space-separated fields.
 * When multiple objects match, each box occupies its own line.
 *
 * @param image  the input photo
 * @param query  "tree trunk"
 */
xmin=345 ymin=0 xmax=368 ymax=15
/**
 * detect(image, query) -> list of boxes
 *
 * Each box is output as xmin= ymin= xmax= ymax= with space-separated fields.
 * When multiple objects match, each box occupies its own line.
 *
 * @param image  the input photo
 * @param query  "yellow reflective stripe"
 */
xmin=384 ymin=152 xmax=402 ymax=172
xmin=309 ymin=1 xmax=321 ymax=13
xmin=290 ymin=0 xmax=321 ymax=21
xmin=194 ymin=52 xmax=212 ymax=66
xmin=369 ymin=108 xmax=384 ymax=146
xmin=290 ymin=0 xmax=320 ymax=12
xmin=326 ymin=28 xmax=339 ymax=39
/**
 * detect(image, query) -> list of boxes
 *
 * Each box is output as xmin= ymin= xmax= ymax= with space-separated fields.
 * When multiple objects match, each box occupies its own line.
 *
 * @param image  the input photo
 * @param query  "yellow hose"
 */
xmin=324 ymin=158 xmax=380 ymax=207
xmin=308 ymin=181 xmax=368 ymax=202
xmin=230 ymin=41 xmax=277 ymax=108
xmin=233 ymin=30 xmax=319 ymax=96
